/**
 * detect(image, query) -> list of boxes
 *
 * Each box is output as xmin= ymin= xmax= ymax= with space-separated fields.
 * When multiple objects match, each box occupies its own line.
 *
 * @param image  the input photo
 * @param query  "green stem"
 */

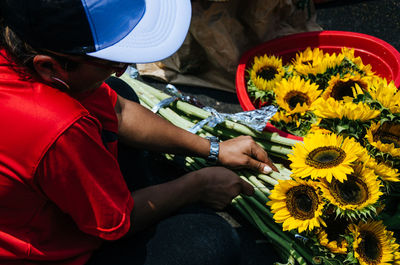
xmin=255 ymin=140 xmax=292 ymax=156
xmin=240 ymin=171 xmax=271 ymax=194
xmin=191 ymin=157 xmax=208 ymax=168
xmin=241 ymin=196 xmax=311 ymax=261
xmin=234 ymin=197 xmax=290 ymax=248
xmin=249 ymin=176 xmax=271 ymax=195
xmin=243 ymin=197 xmax=314 ymax=264
xmin=274 ymin=164 xmax=293 ymax=177
xmin=234 ymin=196 xmax=310 ymax=263
xmin=257 ymin=173 xmax=279 ymax=186
xmin=238 ymin=174 xmax=269 ymax=205
xmin=268 ymin=152 xmax=290 ymax=160
xmin=231 ymin=199 xmax=257 ymax=227
xmin=232 ymin=199 xmax=305 ymax=265
xmin=242 ymin=171 xmax=275 ymax=188
xmin=202 ymin=123 xmax=292 ymax=156
xmin=123 ymin=76 xmax=202 ymax=131
xmin=164 ymin=154 xmax=198 ymax=171
xmin=120 ymin=76 xmax=301 ymax=147
xmin=269 ymin=171 xmax=292 ymax=181
xmin=185 ymin=157 xmax=203 ymax=170
xmin=242 ymin=195 xmax=273 ymax=219
xmin=261 ymin=131 xmax=301 ymax=147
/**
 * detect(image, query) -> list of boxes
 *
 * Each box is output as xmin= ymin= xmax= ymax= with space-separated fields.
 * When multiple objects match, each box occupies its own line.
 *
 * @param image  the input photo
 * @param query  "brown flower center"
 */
xmin=286 ymin=185 xmax=318 ymax=220
xmin=378 ymin=132 xmax=400 ymax=148
xmin=330 ymin=175 xmax=369 ymax=205
xmin=306 ymin=146 xmax=346 ymax=169
xmin=284 ymin=91 xmax=311 ymax=110
xmin=322 ymin=215 xmax=349 ymax=245
xmin=331 ymin=80 xmax=367 ymax=100
xmin=357 ymin=231 xmax=382 ymax=263
xmin=257 ymin=66 xmax=278 ymax=81
xmin=374 ymin=122 xmax=400 ymax=148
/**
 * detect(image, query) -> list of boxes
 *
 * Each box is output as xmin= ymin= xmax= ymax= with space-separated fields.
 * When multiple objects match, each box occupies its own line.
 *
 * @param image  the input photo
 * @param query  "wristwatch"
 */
xmin=206 ymin=136 xmax=220 ymax=164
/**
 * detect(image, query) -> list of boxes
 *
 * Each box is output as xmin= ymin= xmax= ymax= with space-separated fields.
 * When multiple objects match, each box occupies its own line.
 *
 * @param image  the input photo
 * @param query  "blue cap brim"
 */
xmin=87 ymin=0 xmax=192 ymax=63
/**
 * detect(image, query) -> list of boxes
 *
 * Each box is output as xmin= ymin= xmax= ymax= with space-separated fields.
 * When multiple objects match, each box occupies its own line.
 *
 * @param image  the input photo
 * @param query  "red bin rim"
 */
xmin=235 ymin=30 xmax=400 ymax=141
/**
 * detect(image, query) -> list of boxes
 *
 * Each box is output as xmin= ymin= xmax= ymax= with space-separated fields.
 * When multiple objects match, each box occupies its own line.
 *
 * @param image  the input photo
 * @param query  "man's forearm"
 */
xmin=116 ymin=94 xmax=277 ymax=174
xmin=126 ymin=171 xmax=202 ymax=234
xmin=116 ymin=95 xmax=210 ymax=157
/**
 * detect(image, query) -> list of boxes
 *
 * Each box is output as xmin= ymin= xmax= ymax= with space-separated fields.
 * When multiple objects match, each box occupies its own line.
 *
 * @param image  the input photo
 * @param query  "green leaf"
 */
xmin=274 ymin=256 xmax=295 ymax=265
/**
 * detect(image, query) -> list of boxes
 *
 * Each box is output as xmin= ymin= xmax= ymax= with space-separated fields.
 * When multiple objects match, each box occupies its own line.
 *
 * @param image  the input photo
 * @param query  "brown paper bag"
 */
xmin=137 ymin=0 xmax=322 ymax=92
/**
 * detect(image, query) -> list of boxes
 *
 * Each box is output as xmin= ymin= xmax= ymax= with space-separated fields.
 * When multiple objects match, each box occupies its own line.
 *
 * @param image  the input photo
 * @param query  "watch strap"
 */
xmin=206 ymin=136 xmax=219 ymax=163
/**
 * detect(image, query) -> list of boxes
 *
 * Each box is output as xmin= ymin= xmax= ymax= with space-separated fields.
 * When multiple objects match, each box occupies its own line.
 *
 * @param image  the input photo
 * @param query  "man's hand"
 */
xmin=195 ymin=167 xmax=254 ymax=210
xmin=218 ymin=135 xmax=278 ymax=174
xmin=128 ymin=166 xmax=254 ymax=233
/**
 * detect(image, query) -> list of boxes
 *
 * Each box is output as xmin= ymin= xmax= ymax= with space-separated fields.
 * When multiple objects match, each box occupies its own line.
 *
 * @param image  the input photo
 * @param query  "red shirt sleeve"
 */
xmin=106 ymin=83 xmax=118 ymax=107
xmin=36 ymin=115 xmax=134 ymax=241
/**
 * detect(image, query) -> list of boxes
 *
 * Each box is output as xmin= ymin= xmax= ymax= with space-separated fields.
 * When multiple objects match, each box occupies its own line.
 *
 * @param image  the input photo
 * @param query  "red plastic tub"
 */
xmin=236 ymin=30 xmax=400 ymax=141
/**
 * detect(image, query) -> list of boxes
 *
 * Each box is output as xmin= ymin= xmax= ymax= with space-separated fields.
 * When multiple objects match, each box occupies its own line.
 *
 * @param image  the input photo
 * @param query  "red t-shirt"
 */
xmin=0 ymin=50 xmax=134 ymax=264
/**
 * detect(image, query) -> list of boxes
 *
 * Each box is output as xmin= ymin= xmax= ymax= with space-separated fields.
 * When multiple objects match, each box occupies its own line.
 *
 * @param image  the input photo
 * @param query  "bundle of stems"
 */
xmin=120 ymin=75 xmax=315 ymax=264
xmin=120 ymin=75 xmax=299 ymax=157
xmin=162 ymin=154 xmax=314 ymax=265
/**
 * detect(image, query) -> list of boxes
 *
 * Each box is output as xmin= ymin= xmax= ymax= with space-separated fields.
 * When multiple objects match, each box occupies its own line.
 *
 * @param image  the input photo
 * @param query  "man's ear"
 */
xmin=32 ymin=55 xmax=67 ymax=83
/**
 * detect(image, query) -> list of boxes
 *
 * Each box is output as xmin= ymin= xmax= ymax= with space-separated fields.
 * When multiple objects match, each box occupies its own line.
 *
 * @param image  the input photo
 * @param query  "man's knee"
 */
xmin=153 ymin=210 xmax=241 ymax=265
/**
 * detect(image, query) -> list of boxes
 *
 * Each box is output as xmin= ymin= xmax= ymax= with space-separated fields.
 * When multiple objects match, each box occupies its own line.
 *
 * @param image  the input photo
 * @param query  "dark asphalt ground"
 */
xmin=316 ymin=0 xmax=400 ymax=53
xmin=139 ymin=1 xmax=400 ymax=264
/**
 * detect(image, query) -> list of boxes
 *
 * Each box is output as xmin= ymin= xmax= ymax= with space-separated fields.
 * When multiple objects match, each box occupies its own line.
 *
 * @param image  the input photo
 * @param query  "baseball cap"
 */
xmin=1 ymin=0 xmax=192 ymax=63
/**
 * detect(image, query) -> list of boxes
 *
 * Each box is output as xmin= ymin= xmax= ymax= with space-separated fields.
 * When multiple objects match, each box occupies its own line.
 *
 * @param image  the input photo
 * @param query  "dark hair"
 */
xmin=0 ymin=11 xmax=79 ymax=77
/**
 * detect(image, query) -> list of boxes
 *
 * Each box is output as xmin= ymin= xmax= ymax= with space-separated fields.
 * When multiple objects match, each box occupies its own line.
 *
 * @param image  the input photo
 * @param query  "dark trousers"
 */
xmin=86 ymin=77 xmax=241 ymax=265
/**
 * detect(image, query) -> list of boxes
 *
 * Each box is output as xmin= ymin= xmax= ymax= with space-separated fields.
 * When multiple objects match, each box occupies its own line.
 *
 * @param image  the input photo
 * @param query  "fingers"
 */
xmin=247 ymin=153 xmax=279 ymax=174
xmin=246 ymin=158 xmax=272 ymax=174
xmin=249 ymin=142 xmax=279 ymax=173
xmin=240 ymin=178 xmax=254 ymax=196
xmin=218 ymin=135 xmax=279 ymax=174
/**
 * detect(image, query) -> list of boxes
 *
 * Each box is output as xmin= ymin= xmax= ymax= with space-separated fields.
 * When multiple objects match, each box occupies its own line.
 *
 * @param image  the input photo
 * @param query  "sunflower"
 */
xmin=316 ymin=215 xmax=349 ymax=254
xmin=317 ymin=229 xmax=348 ymax=254
xmin=270 ymin=110 xmax=295 ymax=124
xmin=322 ymin=73 xmax=370 ymax=101
xmin=355 ymin=145 xmax=377 ymax=169
xmin=267 ymin=179 xmax=326 ymax=233
xmin=375 ymin=163 xmax=400 ymax=182
xmin=349 ymin=220 xmax=396 ymax=265
xmin=291 ymin=47 xmax=329 ymax=76
xmin=339 ymin=47 xmax=375 ymax=77
xmin=308 ymin=124 xmax=332 ymax=135
xmin=394 ymin=248 xmax=400 ymax=265
xmin=323 ymin=51 xmax=347 ymax=71
xmin=249 ymin=54 xmax=285 ymax=91
xmin=289 ymin=132 xmax=365 ymax=182
xmin=313 ymin=97 xmax=380 ymax=121
xmin=367 ymin=159 xmax=400 ymax=182
xmin=319 ymin=164 xmax=382 ymax=217
xmin=366 ymin=122 xmax=400 ymax=158
xmin=274 ymin=76 xmax=322 ymax=115
xmin=369 ymin=77 xmax=400 ymax=113
xmin=270 ymin=109 xmax=317 ymax=137
xmin=387 ymin=230 xmax=400 ymax=255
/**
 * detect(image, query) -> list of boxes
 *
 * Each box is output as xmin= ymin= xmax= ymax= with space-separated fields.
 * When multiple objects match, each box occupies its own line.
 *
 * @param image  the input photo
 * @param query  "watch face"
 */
xmin=208 ymin=139 xmax=219 ymax=163
xmin=205 ymin=136 xmax=219 ymax=163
